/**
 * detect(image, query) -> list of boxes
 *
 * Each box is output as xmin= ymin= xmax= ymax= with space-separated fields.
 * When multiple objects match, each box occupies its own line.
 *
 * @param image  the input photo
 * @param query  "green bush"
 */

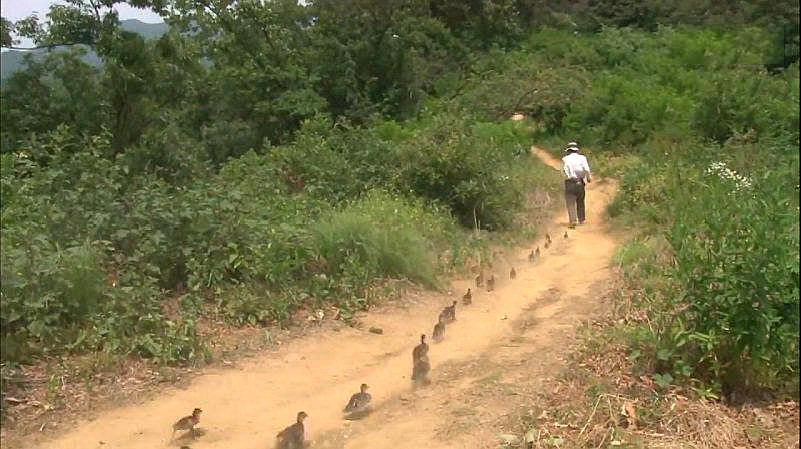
xmin=454 ymin=41 xmax=591 ymax=128
xmin=664 ymin=160 xmax=799 ymax=393
xmin=692 ymin=67 xmax=800 ymax=143
xmin=563 ymin=72 xmax=694 ymax=146
xmin=265 ymin=115 xmax=398 ymax=204
xmin=1 ymin=240 xmax=105 ymax=361
xmin=397 ymin=115 xmax=532 ymax=230
xmin=0 ymin=129 xmax=203 ymax=363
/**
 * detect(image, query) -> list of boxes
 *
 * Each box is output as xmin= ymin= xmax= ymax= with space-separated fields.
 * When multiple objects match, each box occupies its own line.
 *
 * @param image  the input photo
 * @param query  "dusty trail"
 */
xmin=30 ymin=147 xmax=620 ymax=449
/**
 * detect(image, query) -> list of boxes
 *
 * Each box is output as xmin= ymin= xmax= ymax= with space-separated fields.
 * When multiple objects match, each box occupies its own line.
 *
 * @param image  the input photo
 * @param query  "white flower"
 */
xmin=705 ymin=160 xmax=753 ymax=195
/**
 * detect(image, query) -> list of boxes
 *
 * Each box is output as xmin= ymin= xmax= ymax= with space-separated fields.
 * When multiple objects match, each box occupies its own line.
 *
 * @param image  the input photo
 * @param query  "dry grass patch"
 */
xmin=504 ymin=288 xmax=800 ymax=449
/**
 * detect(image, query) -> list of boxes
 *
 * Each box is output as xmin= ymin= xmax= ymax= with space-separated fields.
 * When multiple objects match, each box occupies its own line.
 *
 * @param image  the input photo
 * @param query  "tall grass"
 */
xmin=312 ymin=191 xmax=448 ymax=288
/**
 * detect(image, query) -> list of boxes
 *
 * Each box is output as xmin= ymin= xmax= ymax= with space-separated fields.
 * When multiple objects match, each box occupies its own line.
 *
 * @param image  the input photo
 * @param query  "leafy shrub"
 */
xmin=563 ymin=72 xmax=694 ymax=146
xmin=664 ymin=160 xmax=799 ymax=393
xmin=265 ymin=115 xmax=398 ymax=204
xmin=1 ymin=240 xmax=105 ymax=361
xmin=180 ymin=154 xmax=321 ymax=292
xmin=122 ymin=118 xmax=212 ymax=184
xmin=609 ymin=139 xmax=799 ymax=395
xmin=606 ymin=148 xmax=672 ymax=226
xmin=692 ymin=67 xmax=800 ymax=143
xmin=523 ymin=28 xmax=604 ymax=69
xmin=0 ymin=129 xmax=204 ymax=363
xmin=397 ymin=115 xmax=532 ymax=230
xmin=200 ymin=119 xmax=261 ymax=166
xmin=455 ymin=43 xmax=591 ymax=127
xmin=0 ymin=48 xmax=106 ymax=155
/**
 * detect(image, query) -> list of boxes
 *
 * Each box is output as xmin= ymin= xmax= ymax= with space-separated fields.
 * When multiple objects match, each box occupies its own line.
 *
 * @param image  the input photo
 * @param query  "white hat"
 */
xmin=564 ymin=141 xmax=579 ymax=153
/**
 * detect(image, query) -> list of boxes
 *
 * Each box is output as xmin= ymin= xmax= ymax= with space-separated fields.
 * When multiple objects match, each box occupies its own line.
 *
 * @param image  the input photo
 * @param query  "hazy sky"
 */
xmin=1 ymin=0 xmax=163 ymax=23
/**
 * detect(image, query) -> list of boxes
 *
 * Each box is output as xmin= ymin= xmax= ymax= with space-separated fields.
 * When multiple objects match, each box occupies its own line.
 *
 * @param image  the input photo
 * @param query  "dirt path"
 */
xmin=28 ymin=147 xmax=620 ymax=449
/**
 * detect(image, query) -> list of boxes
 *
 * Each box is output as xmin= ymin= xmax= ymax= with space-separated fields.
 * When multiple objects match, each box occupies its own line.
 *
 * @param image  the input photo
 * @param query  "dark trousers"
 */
xmin=564 ymin=179 xmax=586 ymax=224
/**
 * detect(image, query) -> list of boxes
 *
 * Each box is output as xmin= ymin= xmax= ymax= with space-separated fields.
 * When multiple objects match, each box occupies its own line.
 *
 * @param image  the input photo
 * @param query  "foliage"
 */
xmin=0 ymin=48 xmax=105 ymax=153
xmin=264 ymin=115 xmax=398 ymax=204
xmin=616 ymin=153 xmax=800 ymax=395
xmin=396 ymin=115 xmax=534 ymax=230
xmin=0 ymin=0 xmax=797 ymax=402
xmin=663 ymin=156 xmax=799 ymax=393
xmin=311 ymin=190 xmax=453 ymax=288
xmin=0 ymin=106 xmax=550 ymax=365
xmin=453 ymin=44 xmax=591 ymax=127
xmin=692 ymin=67 xmax=800 ymax=143
xmin=597 ymin=96 xmax=799 ymax=396
xmin=508 ymin=24 xmax=800 ymax=395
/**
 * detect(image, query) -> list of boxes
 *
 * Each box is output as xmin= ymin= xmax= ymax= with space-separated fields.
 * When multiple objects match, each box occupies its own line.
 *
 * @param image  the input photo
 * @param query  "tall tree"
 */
xmin=0 ymin=49 xmax=106 ymax=154
xmin=162 ymin=0 xmax=326 ymax=147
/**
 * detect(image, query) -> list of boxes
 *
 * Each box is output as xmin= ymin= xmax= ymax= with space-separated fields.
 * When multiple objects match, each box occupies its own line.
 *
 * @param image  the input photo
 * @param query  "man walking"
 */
xmin=561 ymin=141 xmax=591 ymax=229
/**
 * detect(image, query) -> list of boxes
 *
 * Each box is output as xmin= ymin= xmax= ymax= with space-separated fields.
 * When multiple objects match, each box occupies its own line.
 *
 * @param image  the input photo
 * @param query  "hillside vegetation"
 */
xmin=538 ymin=26 xmax=800 ymax=397
xmin=1 ymin=0 xmax=798 ymax=418
xmin=449 ymin=20 xmax=799 ymax=398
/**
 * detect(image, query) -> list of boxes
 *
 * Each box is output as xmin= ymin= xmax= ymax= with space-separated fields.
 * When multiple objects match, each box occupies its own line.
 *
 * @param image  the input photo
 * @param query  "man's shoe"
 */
xmin=568 ymin=223 xmax=576 ymax=229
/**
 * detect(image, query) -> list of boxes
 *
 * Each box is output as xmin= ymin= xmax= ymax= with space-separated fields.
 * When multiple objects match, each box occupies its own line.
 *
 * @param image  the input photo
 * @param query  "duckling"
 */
xmin=276 ymin=411 xmax=308 ymax=449
xmin=412 ymin=334 xmax=428 ymax=363
xmin=171 ymin=407 xmax=202 ymax=441
xmin=535 ymin=247 xmax=541 ymax=258
xmin=486 ymin=274 xmax=495 ymax=292
xmin=544 ymin=240 xmax=550 ymax=249
xmin=546 ymin=233 xmax=552 ymax=245
xmin=564 ymin=231 xmax=568 ymax=239
xmin=343 ymin=383 xmax=372 ymax=416
xmin=462 ymin=288 xmax=472 ymax=305
xmin=432 ymin=318 xmax=446 ymax=343
xmin=475 ymin=272 xmax=484 ymax=288
xmin=439 ymin=301 xmax=457 ymax=323
xmin=411 ymin=355 xmax=431 ymax=385
xmin=509 ymin=268 xmax=516 ymax=280
xmin=528 ymin=250 xmax=535 ymax=262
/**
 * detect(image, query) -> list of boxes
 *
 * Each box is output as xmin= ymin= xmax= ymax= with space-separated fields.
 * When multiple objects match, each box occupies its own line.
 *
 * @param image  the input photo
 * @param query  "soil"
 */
xmin=14 ymin=147 xmax=623 ymax=449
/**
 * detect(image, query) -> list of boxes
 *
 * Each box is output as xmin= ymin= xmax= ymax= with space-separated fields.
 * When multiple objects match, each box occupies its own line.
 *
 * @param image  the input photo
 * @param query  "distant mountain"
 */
xmin=0 ymin=19 xmax=169 ymax=81
xmin=119 ymin=19 xmax=169 ymax=39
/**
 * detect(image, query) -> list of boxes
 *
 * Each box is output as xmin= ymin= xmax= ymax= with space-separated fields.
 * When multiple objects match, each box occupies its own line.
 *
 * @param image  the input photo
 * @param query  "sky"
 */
xmin=1 ymin=0 xmax=163 ymax=23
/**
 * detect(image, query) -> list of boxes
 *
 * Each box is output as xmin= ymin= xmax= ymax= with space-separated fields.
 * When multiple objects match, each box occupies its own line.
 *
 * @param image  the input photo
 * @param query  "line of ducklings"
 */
xmin=417 ymin=231 xmax=564 ymax=386
xmin=171 ymin=231 xmax=567 ymax=448
xmin=170 ymin=388 xmax=369 ymax=448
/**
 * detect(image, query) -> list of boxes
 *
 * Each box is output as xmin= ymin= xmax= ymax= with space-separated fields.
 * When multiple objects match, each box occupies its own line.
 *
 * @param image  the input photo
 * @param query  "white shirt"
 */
xmin=562 ymin=152 xmax=591 ymax=181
